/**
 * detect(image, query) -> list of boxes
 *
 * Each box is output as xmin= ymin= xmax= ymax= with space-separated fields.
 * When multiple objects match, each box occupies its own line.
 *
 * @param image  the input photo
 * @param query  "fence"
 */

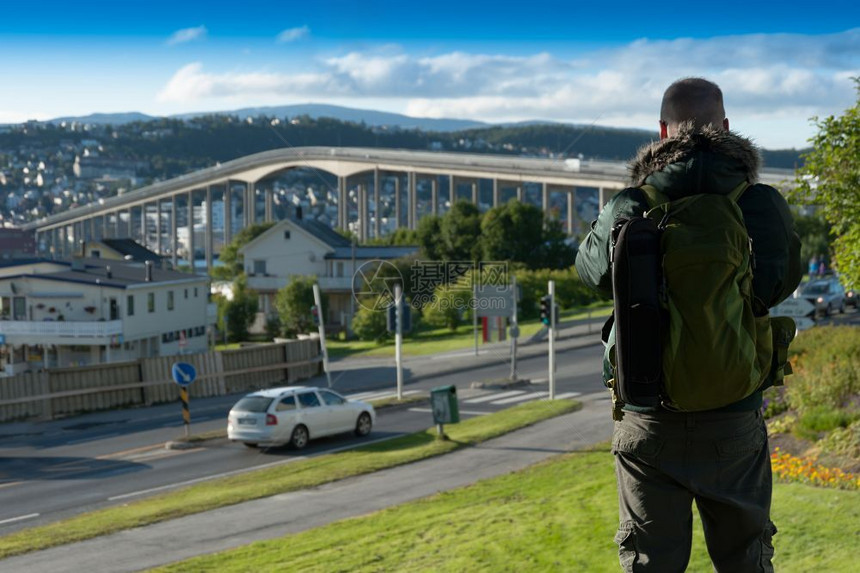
xmin=0 ymin=338 xmax=322 ymax=423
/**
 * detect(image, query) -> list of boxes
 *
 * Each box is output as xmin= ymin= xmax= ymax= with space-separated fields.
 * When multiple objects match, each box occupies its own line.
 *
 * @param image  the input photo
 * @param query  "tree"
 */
xmin=274 ymin=276 xmax=324 ymax=336
xmin=481 ymin=201 xmax=544 ymax=266
xmin=440 ymin=200 xmax=481 ymax=261
xmin=793 ymin=213 xmax=833 ymax=270
xmin=416 ymin=215 xmax=442 ymax=260
xmin=212 ymin=222 xmax=275 ymax=280
xmin=792 ymin=78 xmax=860 ymax=288
xmin=221 ymin=274 xmax=258 ymax=342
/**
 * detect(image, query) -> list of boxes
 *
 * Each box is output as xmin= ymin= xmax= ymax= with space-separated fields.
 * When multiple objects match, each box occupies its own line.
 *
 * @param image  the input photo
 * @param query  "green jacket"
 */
xmin=575 ymin=124 xmax=802 ymax=412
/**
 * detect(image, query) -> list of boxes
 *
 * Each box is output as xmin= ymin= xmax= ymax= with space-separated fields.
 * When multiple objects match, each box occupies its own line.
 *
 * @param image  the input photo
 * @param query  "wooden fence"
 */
xmin=0 ymin=339 xmax=322 ymax=423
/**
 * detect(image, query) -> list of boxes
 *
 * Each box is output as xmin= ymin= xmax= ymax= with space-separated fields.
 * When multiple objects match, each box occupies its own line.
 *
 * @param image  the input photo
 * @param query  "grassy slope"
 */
xmin=153 ymin=447 xmax=860 ymax=573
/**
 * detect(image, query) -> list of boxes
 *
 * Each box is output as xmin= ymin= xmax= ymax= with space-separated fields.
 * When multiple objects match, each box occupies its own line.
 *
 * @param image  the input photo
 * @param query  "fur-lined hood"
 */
xmin=628 ymin=122 xmax=761 ymax=194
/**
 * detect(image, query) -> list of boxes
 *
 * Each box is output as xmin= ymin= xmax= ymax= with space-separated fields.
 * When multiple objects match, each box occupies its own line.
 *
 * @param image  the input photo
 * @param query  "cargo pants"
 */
xmin=612 ymin=409 xmax=776 ymax=572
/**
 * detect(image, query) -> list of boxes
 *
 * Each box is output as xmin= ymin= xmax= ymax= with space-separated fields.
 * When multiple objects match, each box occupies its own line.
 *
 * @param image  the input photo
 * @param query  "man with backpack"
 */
xmin=575 ymin=78 xmax=802 ymax=571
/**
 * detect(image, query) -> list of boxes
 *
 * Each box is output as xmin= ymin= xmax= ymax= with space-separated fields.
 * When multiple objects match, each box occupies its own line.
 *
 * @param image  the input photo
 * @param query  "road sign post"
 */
xmin=395 ymin=284 xmax=404 ymax=400
xmin=510 ymin=275 xmax=518 ymax=381
xmin=548 ymin=280 xmax=556 ymax=400
xmin=171 ymin=362 xmax=197 ymax=437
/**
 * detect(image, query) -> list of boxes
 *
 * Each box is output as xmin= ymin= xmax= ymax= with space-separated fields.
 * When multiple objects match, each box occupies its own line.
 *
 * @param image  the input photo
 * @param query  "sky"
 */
xmin=1 ymin=0 xmax=858 ymax=149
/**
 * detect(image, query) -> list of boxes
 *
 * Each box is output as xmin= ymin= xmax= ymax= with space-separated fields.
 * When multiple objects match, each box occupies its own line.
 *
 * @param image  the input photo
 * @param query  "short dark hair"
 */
xmin=660 ymin=78 xmax=725 ymax=130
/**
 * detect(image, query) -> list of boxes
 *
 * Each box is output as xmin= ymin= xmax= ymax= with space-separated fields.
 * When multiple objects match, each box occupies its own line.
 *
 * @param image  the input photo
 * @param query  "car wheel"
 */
xmin=290 ymin=425 xmax=310 ymax=449
xmin=243 ymin=442 xmax=258 ymax=448
xmin=355 ymin=412 xmax=373 ymax=437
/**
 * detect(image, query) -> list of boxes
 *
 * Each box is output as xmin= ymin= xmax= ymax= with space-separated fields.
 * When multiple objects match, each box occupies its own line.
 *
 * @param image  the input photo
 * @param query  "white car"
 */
xmin=227 ymin=386 xmax=375 ymax=449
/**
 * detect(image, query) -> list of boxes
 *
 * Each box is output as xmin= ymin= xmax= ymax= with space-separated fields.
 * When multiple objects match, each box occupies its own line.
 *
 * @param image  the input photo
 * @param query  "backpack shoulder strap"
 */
xmin=639 ymin=184 xmax=670 ymax=210
xmin=727 ymin=180 xmax=752 ymax=203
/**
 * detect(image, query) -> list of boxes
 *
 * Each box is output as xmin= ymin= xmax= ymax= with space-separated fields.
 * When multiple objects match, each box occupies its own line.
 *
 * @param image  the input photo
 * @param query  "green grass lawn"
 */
xmin=327 ymin=303 xmax=611 ymax=359
xmin=152 ymin=446 xmax=860 ymax=573
xmin=0 ymin=399 xmax=578 ymax=560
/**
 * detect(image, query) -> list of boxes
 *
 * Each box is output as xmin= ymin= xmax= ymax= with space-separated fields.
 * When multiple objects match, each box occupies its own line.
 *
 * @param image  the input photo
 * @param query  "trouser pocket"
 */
xmin=615 ymin=520 xmax=637 ymax=571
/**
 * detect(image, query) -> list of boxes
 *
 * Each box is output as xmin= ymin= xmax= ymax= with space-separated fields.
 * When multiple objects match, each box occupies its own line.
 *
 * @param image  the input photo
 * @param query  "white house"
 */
xmin=0 ymin=258 xmax=213 ymax=374
xmin=239 ymin=217 xmax=416 ymax=330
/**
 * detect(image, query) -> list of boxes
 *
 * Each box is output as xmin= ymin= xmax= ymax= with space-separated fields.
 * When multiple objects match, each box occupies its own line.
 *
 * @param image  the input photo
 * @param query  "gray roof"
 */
xmin=293 ymin=219 xmax=352 ymax=248
xmin=100 ymin=238 xmax=164 ymax=262
xmin=325 ymin=246 xmax=418 ymax=260
xmin=3 ymin=258 xmax=205 ymax=289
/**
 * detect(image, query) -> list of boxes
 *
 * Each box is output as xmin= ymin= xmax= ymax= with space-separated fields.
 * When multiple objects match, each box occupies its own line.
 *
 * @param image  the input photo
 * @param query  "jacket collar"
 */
xmin=628 ymin=122 xmax=761 ymax=187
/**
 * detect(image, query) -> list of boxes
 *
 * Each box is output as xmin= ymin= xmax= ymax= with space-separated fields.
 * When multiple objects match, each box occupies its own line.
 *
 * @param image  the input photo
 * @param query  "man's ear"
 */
xmin=723 ymin=118 xmax=730 ymax=131
xmin=659 ymin=121 xmax=668 ymax=140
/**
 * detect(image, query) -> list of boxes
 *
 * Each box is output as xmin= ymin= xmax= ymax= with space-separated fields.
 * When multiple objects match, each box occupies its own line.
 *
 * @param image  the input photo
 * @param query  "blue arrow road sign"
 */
xmin=172 ymin=362 xmax=197 ymax=386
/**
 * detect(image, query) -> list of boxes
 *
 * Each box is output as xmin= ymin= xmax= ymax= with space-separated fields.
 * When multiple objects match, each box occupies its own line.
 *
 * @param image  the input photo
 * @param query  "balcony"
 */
xmin=0 ymin=319 xmax=123 ymax=344
xmin=317 ymin=277 xmax=353 ymax=291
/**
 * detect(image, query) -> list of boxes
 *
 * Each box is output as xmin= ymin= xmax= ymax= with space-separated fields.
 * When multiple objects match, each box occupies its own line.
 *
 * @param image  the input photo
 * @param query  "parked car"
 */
xmin=847 ymin=288 xmax=857 ymax=310
xmin=227 ymin=386 xmax=375 ymax=449
xmin=799 ymin=279 xmax=846 ymax=317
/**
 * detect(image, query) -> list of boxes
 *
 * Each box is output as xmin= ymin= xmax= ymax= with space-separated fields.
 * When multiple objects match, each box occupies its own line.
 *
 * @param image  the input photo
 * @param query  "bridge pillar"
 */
xmin=373 ymin=169 xmax=380 ymax=239
xmin=599 ymin=187 xmax=613 ymax=210
xmin=171 ymin=196 xmax=178 ymax=269
xmin=187 ymin=191 xmax=195 ymax=273
xmin=155 ymin=201 xmax=162 ymax=255
xmin=471 ymin=181 xmax=478 ymax=206
xmin=393 ymin=175 xmax=400 ymax=230
xmin=264 ymin=185 xmax=273 ymax=223
xmin=541 ymin=182 xmax=549 ymax=213
xmin=517 ymin=185 xmax=523 ymax=202
xmin=140 ymin=204 xmax=148 ymax=248
xmin=492 ymin=179 xmax=499 ymax=208
xmin=449 ymin=175 xmax=455 ymax=209
xmin=223 ymin=184 xmax=232 ymax=245
xmin=205 ymin=186 xmax=213 ymax=271
xmin=359 ymin=184 xmax=369 ymax=242
xmin=337 ymin=176 xmax=346 ymax=231
xmin=408 ymin=171 xmax=417 ymax=230
xmin=567 ymin=188 xmax=575 ymax=235
xmin=431 ymin=178 xmax=438 ymax=216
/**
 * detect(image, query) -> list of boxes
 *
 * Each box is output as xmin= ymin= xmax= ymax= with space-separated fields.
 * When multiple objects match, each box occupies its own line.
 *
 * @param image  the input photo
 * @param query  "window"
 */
xmin=167 ymin=291 xmax=174 ymax=311
xmin=276 ymin=396 xmax=297 ymax=412
xmin=283 ymin=230 xmax=291 ymax=240
xmin=127 ymin=295 xmax=134 ymax=316
xmin=91 ymin=249 xmax=101 ymax=258
xmin=194 ymin=287 xmax=198 ymax=297
xmin=184 ymin=289 xmax=188 ymax=299
xmin=336 ymin=262 xmax=344 ymax=277
xmin=253 ymin=260 xmax=267 ymax=276
xmin=297 ymin=392 xmax=321 ymax=408
xmin=147 ymin=293 xmax=155 ymax=313
xmin=319 ymin=390 xmax=346 ymax=406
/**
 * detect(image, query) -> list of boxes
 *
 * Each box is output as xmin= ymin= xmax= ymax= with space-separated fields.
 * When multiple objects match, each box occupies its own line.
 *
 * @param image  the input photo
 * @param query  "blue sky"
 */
xmin=1 ymin=0 xmax=858 ymax=149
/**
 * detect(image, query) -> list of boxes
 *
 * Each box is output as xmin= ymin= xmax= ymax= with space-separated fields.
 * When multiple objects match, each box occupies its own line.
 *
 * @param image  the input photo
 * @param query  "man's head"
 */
xmin=659 ymin=78 xmax=729 ymax=139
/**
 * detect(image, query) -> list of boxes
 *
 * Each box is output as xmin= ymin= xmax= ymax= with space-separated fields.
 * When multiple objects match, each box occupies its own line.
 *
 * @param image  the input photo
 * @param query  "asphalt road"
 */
xmin=0 ymin=339 xmax=605 ymax=534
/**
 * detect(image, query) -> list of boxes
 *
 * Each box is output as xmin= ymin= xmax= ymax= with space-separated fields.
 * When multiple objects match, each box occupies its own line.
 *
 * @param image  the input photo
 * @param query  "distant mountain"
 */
xmin=48 ymin=112 xmax=160 ymax=125
xmin=45 ymin=104 xmax=487 ymax=132
xmin=174 ymin=103 xmax=489 ymax=132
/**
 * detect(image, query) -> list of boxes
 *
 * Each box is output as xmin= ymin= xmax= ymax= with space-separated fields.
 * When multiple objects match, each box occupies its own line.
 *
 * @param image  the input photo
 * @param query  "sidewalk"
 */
xmin=0 ymin=393 xmax=615 ymax=572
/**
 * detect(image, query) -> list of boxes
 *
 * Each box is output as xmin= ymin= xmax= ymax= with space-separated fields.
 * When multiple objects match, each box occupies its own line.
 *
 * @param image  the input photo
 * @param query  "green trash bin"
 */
xmin=430 ymin=385 xmax=460 ymax=424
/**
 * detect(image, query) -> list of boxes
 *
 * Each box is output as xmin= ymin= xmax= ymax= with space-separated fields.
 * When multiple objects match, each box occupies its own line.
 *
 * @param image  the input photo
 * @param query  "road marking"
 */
xmin=106 ymin=435 xmax=397 ymax=502
xmin=408 ymin=407 xmax=490 ymax=416
xmin=554 ymin=392 xmax=582 ymax=400
xmin=0 ymin=481 xmax=23 ymax=490
xmin=347 ymin=390 xmax=420 ymax=401
xmin=491 ymin=392 xmax=548 ymax=405
xmin=463 ymin=390 xmax=526 ymax=404
xmin=0 ymin=513 xmax=39 ymax=526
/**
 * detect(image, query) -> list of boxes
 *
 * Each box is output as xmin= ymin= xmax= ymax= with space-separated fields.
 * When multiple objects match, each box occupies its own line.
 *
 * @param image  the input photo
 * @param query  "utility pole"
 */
xmin=510 ymin=275 xmax=519 ymax=381
xmin=548 ymin=279 xmax=556 ymax=399
xmin=313 ymin=283 xmax=332 ymax=388
xmin=473 ymin=283 xmax=479 ymax=356
xmin=395 ymin=284 xmax=404 ymax=400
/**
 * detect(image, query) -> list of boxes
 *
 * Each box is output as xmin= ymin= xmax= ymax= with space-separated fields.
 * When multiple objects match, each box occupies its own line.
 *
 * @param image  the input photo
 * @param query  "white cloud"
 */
xmin=277 ymin=25 xmax=310 ymax=43
xmin=166 ymin=25 xmax=207 ymax=46
xmin=156 ymin=29 xmax=860 ymax=147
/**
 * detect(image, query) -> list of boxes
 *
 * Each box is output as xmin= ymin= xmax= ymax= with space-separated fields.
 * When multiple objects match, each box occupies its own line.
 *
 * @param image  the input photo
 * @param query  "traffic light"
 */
xmin=540 ymin=295 xmax=551 ymax=326
xmin=310 ymin=305 xmax=320 ymax=326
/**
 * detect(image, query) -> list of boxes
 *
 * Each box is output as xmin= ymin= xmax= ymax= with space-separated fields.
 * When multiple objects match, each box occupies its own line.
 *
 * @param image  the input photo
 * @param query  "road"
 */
xmin=0 ymin=335 xmax=605 ymax=534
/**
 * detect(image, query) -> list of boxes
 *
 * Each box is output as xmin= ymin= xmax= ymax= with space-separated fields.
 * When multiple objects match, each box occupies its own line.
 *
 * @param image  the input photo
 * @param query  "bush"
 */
xmin=785 ymin=326 xmax=860 ymax=415
xmin=352 ymin=303 xmax=390 ymax=343
xmin=817 ymin=420 xmax=860 ymax=461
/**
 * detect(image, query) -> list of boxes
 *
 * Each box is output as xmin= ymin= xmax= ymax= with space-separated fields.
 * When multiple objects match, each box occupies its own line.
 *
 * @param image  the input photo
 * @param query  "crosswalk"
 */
xmin=345 ymin=388 xmax=581 ymax=407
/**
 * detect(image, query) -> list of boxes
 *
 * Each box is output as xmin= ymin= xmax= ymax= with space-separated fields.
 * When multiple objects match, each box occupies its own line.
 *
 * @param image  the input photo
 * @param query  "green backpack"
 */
xmin=639 ymin=182 xmax=777 ymax=411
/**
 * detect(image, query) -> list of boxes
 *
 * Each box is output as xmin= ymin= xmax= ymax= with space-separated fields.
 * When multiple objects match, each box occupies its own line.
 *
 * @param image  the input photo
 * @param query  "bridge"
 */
xmin=24 ymin=146 xmax=795 ymax=272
